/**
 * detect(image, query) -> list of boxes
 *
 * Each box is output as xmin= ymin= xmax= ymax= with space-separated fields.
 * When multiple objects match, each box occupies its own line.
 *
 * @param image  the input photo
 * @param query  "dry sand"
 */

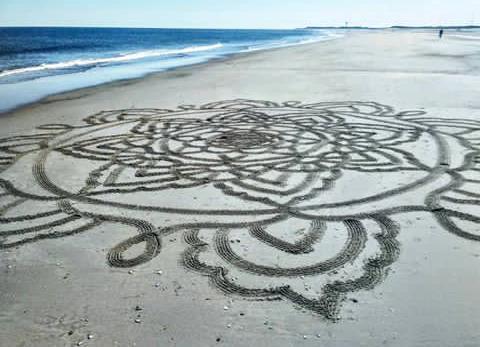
xmin=1 ymin=31 xmax=480 ymax=346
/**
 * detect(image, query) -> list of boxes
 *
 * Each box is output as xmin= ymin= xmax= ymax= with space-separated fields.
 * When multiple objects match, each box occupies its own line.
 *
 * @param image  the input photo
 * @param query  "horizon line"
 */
xmin=0 ymin=24 xmax=479 ymax=30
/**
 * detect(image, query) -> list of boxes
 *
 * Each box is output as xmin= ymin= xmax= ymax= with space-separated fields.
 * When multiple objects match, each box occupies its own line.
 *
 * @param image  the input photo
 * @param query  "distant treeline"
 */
xmin=391 ymin=25 xmax=480 ymax=29
xmin=305 ymin=26 xmax=480 ymax=30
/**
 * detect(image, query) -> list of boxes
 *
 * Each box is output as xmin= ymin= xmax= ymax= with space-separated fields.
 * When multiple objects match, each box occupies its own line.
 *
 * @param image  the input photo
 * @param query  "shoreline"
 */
xmin=0 ymin=34 xmax=344 ymax=117
xmin=4 ymin=28 xmax=477 ymax=119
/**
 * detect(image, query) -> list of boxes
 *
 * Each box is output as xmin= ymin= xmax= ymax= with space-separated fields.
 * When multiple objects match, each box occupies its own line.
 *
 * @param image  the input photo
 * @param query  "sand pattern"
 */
xmin=1 ymin=99 xmax=479 ymax=320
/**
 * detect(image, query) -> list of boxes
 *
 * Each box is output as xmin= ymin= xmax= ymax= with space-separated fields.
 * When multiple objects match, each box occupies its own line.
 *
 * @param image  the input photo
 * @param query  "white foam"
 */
xmin=0 ymin=43 xmax=223 ymax=78
xmin=244 ymin=32 xmax=342 ymax=52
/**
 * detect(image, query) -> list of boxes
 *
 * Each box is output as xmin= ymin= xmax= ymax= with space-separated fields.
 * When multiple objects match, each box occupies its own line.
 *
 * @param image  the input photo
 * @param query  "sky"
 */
xmin=0 ymin=0 xmax=479 ymax=29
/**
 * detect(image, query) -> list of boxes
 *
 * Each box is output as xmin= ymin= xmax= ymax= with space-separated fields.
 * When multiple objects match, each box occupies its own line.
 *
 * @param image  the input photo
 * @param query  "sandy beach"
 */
xmin=1 ymin=30 xmax=480 ymax=346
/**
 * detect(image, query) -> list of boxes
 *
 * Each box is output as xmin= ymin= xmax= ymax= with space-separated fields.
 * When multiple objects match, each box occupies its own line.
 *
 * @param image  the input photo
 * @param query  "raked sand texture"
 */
xmin=1 ymin=31 xmax=480 ymax=347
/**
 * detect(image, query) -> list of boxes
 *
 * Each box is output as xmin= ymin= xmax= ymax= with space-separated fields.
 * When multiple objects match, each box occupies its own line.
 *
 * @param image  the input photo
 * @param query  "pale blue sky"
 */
xmin=0 ymin=0 xmax=479 ymax=29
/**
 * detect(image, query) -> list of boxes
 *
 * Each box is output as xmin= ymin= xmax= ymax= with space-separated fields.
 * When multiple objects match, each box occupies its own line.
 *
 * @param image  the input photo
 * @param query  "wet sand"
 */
xmin=1 ymin=31 xmax=480 ymax=346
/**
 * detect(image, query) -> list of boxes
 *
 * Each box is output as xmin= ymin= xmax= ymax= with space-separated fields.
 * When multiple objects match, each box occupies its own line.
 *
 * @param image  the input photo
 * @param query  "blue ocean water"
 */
xmin=0 ymin=27 xmax=341 ymax=112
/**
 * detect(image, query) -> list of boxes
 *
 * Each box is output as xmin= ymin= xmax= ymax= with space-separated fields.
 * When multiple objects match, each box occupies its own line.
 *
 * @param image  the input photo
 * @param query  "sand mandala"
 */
xmin=1 ymin=99 xmax=479 ymax=319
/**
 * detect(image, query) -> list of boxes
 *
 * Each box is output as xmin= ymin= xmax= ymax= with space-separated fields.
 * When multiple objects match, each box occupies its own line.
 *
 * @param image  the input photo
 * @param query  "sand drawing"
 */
xmin=1 ymin=99 xmax=479 ymax=319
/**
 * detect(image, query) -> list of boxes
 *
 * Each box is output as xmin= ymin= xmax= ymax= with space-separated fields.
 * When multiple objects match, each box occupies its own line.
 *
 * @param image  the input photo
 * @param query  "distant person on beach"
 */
xmin=439 ymin=29 xmax=444 ymax=39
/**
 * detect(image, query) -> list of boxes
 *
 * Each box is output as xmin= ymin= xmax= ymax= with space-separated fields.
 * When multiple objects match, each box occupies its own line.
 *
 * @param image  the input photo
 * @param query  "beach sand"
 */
xmin=1 ymin=31 xmax=480 ymax=346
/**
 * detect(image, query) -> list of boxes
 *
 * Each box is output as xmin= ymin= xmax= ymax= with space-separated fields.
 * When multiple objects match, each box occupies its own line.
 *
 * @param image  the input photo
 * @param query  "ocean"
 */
xmin=0 ymin=27 xmax=341 ymax=112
